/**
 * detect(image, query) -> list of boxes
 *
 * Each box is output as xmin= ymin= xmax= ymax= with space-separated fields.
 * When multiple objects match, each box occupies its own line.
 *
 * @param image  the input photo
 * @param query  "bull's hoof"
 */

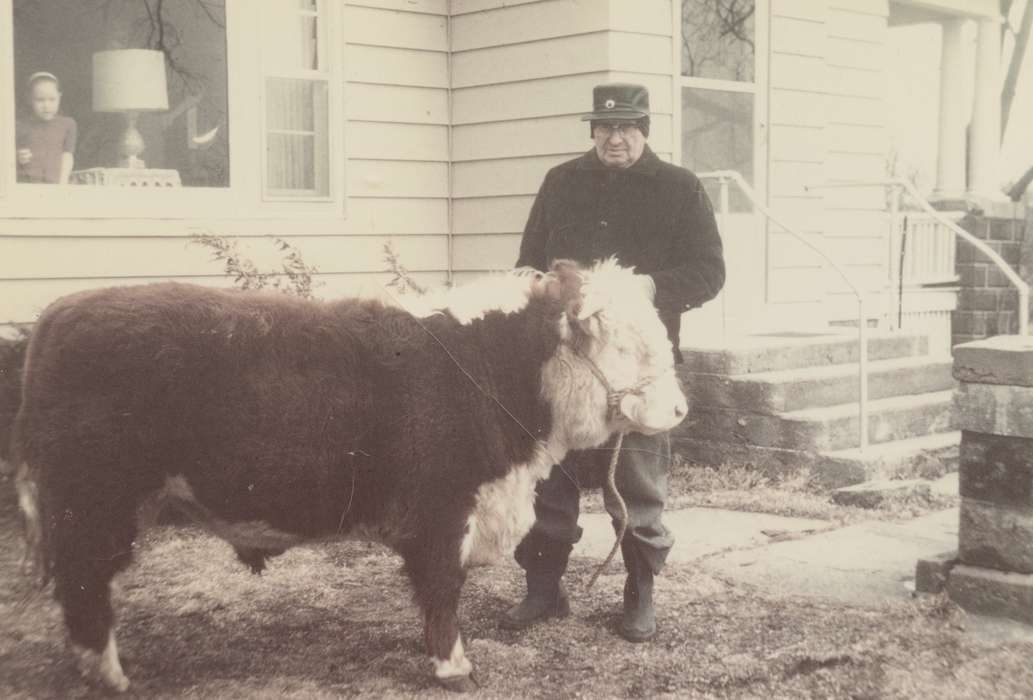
xmin=438 ymin=674 xmax=479 ymax=693
xmin=71 ymin=634 xmax=130 ymax=693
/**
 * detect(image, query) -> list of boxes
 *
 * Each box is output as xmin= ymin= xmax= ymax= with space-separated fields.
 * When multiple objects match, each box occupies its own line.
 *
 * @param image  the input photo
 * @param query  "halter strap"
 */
xmin=575 ymin=348 xmax=663 ymax=422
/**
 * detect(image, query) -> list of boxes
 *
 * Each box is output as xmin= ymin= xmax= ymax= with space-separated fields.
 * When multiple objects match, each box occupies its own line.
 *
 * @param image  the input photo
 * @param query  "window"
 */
xmin=11 ymin=0 xmax=230 ymax=187
xmin=680 ymin=0 xmax=761 ymax=212
xmin=262 ymin=0 xmax=331 ymax=200
xmin=1 ymin=0 xmax=342 ymax=217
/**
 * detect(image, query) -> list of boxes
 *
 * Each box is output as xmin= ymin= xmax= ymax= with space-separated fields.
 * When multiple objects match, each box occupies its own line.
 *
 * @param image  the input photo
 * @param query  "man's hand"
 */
xmin=17 ymin=148 xmax=32 ymax=165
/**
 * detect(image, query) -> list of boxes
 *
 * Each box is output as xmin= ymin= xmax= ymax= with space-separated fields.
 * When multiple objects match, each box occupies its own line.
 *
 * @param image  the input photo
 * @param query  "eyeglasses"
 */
xmin=594 ymin=123 xmax=638 ymax=138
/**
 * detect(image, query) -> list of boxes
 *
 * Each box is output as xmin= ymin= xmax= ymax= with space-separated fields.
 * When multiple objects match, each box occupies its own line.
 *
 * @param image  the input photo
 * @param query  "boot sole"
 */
xmin=619 ymin=623 xmax=656 ymax=643
xmin=500 ymin=598 xmax=571 ymax=630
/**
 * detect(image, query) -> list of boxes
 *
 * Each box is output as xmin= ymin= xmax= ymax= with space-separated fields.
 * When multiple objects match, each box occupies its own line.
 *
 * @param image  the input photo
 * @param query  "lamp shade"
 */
xmin=92 ymin=49 xmax=169 ymax=112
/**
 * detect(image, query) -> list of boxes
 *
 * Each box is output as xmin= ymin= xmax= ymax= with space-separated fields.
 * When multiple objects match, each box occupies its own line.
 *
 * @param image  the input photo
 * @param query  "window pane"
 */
xmin=12 ymin=0 xmax=230 ymax=187
xmin=268 ymin=134 xmax=315 ymax=191
xmin=265 ymin=0 xmax=320 ymax=72
xmin=266 ymin=78 xmax=328 ymax=197
xmin=681 ymin=0 xmax=756 ymax=81
xmin=682 ymin=87 xmax=753 ymax=212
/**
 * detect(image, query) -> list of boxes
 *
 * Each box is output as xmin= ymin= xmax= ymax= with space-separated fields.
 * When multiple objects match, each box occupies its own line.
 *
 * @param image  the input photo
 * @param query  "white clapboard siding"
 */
xmin=453 ymin=155 xmax=578 ymax=198
xmin=821 ymin=234 xmax=888 ymax=266
xmin=451 ymin=0 xmax=539 ymax=14
xmin=827 ymin=124 xmax=887 ymax=156
xmin=346 ymin=45 xmax=449 ymax=88
xmin=770 ymin=90 xmax=824 ymax=128
xmin=610 ymin=32 xmax=673 ymax=75
xmin=453 ymin=33 xmax=611 ymax=88
xmin=452 ymin=115 xmax=672 ymax=162
xmin=771 ymin=15 xmax=824 ymax=57
xmin=349 ymin=0 xmax=448 ymax=14
xmin=821 ymin=187 xmax=887 ymax=211
xmin=768 ymin=230 xmax=827 ymax=269
xmin=347 ymin=160 xmax=449 ymax=198
xmin=826 ymin=151 xmax=886 ymax=182
xmin=1 ymin=271 xmax=450 ymax=325
xmin=347 ymin=122 xmax=449 ymax=161
xmin=341 ymin=198 xmax=449 ymax=235
xmin=451 ymin=233 xmax=524 ymax=271
xmin=769 ymin=161 xmax=825 ymax=198
xmin=450 ymin=0 xmax=610 ymax=51
xmin=827 ymin=65 xmax=885 ymax=99
xmin=829 ymin=0 xmax=889 ymax=14
xmin=770 ymin=53 xmax=825 ymax=92
xmin=343 ymin=5 xmax=448 ymax=51
xmin=826 ymin=94 xmax=885 ymax=126
xmin=827 ymin=6 xmax=888 ymax=43
xmin=0 ymin=235 xmax=449 ymax=281
xmin=452 ymin=72 xmax=674 ymax=125
xmin=346 ymin=84 xmax=448 ymax=125
xmin=827 ymin=36 xmax=887 ymax=71
xmin=453 ymin=196 xmax=535 ymax=235
xmin=767 ymin=267 xmax=826 ymax=303
xmin=772 ymin=0 xmax=827 ymax=22
xmin=770 ymin=125 xmax=825 ymax=163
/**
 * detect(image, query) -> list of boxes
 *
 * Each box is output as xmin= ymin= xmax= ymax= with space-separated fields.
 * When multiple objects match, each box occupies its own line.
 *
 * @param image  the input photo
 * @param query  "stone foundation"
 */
xmin=942 ymin=335 xmax=1033 ymax=623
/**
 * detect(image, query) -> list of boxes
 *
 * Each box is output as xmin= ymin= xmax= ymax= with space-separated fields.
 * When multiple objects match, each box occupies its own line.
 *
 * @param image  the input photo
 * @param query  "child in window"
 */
xmin=15 ymin=71 xmax=77 ymax=184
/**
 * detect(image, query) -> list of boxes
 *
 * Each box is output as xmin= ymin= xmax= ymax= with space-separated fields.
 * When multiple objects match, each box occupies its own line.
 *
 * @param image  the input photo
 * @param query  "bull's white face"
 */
xmin=541 ymin=260 xmax=688 ymax=450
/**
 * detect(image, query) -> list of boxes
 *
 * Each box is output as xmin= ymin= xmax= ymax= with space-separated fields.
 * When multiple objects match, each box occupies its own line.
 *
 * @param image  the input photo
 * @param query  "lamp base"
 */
xmin=118 ymin=112 xmax=147 ymax=169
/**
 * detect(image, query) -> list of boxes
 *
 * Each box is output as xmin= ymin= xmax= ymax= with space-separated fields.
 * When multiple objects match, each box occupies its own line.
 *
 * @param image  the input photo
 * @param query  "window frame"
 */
xmin=260 ymin=0 xmax=338 ymax=203
xmin=673 ymin=0 xmax=769 ymax=207
xmin=0 ymin=0 xmax=346 ymax=220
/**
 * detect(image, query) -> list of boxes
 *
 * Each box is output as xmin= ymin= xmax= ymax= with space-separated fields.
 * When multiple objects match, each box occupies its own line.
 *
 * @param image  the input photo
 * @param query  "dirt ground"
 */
xmin=2 ymin=472 xmax=1033 ymax=699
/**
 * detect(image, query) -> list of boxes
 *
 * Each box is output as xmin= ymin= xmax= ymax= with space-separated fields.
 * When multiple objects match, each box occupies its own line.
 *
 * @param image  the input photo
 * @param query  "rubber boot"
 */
xmin=501 ymin=535 xmax=572 ymax=630
xmin=619 ymin=539 xmax=656 ymax=642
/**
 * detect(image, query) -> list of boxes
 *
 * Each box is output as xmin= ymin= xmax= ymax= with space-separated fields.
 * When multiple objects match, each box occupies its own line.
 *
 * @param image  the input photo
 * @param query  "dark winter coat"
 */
xmin=516 ymin=146 xmax=725 ymax=361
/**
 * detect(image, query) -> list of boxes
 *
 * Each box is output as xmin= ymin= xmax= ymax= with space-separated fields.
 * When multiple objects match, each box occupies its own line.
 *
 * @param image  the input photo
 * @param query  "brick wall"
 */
xmin=952 ymin=211 xmax=1028 ymax=346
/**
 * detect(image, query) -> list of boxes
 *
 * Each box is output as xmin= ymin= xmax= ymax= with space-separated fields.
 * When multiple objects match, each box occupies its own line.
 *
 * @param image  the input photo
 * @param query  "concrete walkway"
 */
xmin=576 ymin=503 xmax=957 ymax=607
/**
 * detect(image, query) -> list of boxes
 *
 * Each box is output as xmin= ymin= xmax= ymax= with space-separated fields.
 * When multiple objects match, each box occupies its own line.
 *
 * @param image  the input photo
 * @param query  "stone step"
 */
xmin=673 ymin=430 xmax=960 ymax=489
xmin=680 ymin=330 xmax=929 ymax=375
xmin=682 ymin=390 xmax=955 ymax=453
xmin=681 ymin=355 xmax=955 ymax=414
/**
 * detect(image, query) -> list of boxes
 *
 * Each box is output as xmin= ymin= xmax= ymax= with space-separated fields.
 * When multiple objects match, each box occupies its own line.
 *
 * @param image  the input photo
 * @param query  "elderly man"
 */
xmin=504 ymin=82 xmax=725 ymax=642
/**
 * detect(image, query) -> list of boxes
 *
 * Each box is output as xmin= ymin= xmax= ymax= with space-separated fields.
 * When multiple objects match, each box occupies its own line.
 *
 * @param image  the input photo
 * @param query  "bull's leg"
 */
xmin=52 ymin=504 xmax=137 ymax=692
xmin=403 ymin=537 xmax=477 ymax=692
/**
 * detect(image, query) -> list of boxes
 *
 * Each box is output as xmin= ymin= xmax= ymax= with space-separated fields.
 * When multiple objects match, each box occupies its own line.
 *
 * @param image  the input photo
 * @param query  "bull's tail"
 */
xmin=15 ymin=459 xmax=49 ymax=586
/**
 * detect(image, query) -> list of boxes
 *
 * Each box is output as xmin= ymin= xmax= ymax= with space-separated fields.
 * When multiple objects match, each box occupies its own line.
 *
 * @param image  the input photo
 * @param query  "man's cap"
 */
xmin=580 ymin=82 xmax=650 ymax=122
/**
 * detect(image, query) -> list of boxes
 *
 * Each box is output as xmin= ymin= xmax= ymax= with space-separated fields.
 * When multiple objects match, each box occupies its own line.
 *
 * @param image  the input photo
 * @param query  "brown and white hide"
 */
xmin=14 ymin=258 xmax=686 ymax=692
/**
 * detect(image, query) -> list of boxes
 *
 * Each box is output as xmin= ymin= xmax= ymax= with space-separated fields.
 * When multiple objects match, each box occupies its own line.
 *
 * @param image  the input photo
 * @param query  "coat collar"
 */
xmin=575 ymin=145 xmax=662 ymax=176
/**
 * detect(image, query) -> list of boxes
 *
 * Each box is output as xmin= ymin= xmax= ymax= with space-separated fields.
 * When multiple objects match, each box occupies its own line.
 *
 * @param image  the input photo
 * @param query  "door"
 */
xmin=677 ymin=0 xmax=768 ymax=339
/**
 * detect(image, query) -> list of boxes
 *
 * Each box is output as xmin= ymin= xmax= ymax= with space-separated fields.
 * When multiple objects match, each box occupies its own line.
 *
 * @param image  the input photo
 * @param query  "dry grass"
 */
xmin=2 ymin=472 xmax=1030 ymax=699
xmin=582 ymin=456 xmax=958 ymax=526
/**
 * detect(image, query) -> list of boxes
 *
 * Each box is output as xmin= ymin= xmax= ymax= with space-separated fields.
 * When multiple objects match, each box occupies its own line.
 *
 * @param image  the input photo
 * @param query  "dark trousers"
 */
xmin=524 ymin=431 xmax=674 ymax=575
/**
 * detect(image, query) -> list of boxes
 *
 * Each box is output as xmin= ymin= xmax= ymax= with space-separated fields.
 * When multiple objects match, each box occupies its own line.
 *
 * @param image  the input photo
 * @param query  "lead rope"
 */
xmin=586 ymin=430 xmax=627 ymax=591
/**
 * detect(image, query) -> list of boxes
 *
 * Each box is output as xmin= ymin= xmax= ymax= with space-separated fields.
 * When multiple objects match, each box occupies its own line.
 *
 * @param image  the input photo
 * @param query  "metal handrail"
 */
xmin=697 ymin=170 xmax=870 ymax=452
xmin=805 ymin=178 xmax=1030 ymax=336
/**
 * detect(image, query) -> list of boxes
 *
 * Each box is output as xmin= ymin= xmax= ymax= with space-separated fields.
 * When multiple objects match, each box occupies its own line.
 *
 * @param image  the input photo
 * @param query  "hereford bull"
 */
xmin=14 ymin=259 xmax=687 ymax=693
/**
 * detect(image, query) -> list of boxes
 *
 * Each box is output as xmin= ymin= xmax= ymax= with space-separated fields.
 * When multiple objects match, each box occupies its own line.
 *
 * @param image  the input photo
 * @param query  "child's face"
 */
xmin=30 ymin=80 xmax=61 ymax=120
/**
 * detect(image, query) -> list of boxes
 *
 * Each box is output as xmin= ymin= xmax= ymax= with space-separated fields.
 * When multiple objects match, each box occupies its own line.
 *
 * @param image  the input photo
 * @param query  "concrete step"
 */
xmin=680 ymin=330 xmax=929 ymax=375
xmin=681 ymin=355 xmax=955 ymax=414
xmin=682 ymin=390 xmax=955 ymax=453
xmin=673 ymin=430 xmax=960 ymax=489
xmin=822 ymin=431 xmax=960 ymax=483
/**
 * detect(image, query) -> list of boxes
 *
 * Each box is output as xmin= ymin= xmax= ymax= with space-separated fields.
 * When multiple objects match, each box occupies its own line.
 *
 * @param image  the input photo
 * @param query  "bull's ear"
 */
xmin=544 ymin=259 xmax=584 ymax=314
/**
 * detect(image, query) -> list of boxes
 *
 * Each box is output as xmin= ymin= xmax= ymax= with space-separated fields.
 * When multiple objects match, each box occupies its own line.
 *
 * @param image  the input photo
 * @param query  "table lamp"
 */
xmin=92 ymin=49 xmax=169 ymax=168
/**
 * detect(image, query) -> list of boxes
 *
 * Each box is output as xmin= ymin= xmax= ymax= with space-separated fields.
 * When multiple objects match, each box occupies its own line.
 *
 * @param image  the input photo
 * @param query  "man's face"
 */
xmin=593 ymin=121 xmax=646 ymax=169
xmin=30 ymin=80 xmax=61 ymax=121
